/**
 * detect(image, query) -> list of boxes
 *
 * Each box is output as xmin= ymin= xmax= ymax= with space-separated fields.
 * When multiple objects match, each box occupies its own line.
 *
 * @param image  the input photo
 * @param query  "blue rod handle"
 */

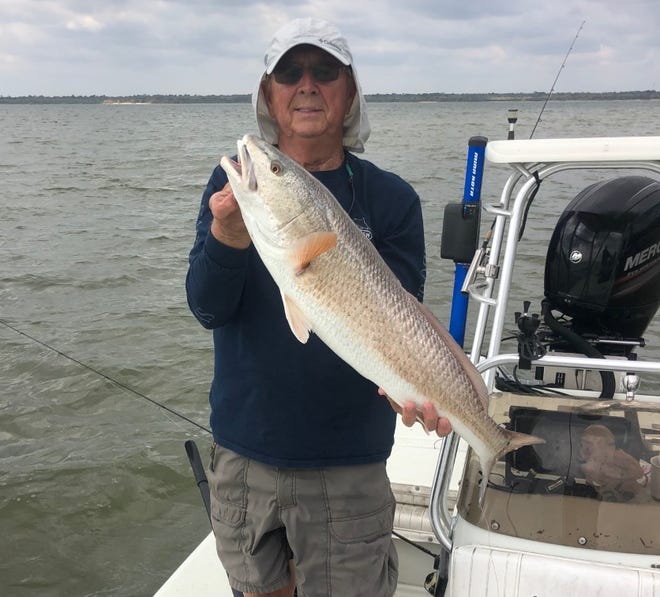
xmin=448 ymin=136 xmax=487 ymax=346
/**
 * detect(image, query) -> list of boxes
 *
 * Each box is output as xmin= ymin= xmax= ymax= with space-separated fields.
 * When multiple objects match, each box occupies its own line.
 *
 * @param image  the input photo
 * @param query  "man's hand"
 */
xmin=379 ymin=388 xmax=452 ymax=437
xmin=209 ymin=182 xmax=251 ymax=249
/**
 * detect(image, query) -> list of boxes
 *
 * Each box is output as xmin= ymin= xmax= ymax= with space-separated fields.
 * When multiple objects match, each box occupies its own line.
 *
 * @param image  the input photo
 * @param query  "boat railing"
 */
xmin=430 ymin=135 xmax=660 ymax=555
xmin=476 ymin=352 xmax=660 ymax=381
xmin=429 ymin=351 xmax=660 ymax=554
xmin=466 ymin=137 xmax=660 ymax=388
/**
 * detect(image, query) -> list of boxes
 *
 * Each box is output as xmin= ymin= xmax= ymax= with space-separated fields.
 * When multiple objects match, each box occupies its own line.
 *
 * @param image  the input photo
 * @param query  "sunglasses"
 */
xmin=271 ymin=62 xmax=349 ymax=85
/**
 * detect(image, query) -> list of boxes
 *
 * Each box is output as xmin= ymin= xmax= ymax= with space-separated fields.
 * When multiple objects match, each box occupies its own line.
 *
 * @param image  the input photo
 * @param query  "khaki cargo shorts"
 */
xmin=207 ymin=443 xmax=398 ymax=597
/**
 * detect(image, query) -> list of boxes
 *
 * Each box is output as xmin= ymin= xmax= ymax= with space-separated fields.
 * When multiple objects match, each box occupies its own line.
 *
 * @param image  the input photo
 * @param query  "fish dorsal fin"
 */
xmin=415 ymin=297 xmax=490 ymax=411
xmin=281 ymin=291 xmax=312 ymax=343
xmin=289 ymin=231 xmax=337 ymax=274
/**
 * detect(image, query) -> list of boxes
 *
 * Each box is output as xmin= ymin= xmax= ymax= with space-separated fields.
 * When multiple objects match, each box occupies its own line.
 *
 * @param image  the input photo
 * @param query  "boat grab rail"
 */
xmin=428 ymin=354 xmax=660 ymax=552
xmin=430 ymin=137 xmax=660 ymax=556
xmin=428 ymin=431 xmax=461 ymax=551
xmin=468 ymin=158 xmax=660 ymax=390
xmin=475 ymin=353 xmax=660 ymax=378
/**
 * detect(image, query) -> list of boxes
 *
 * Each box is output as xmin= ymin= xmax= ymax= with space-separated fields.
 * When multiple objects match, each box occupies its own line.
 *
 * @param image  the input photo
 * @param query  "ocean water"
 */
xmin=1 ymin=100 xmax=659 ymax=596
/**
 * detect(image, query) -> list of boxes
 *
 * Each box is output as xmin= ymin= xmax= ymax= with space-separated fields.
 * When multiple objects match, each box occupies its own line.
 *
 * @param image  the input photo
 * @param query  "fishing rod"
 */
xmin=2 ymin=317 xmax=232 ymax=589
xmin=455 ymin=23 xmax=587 ymax=345
xmin=0 ymin=317 xmax=212 ymax=435
xmin=500 ymin=21 xmax=586 ymax=241
xmin=530 ymin=20 xmax=586 ymax=138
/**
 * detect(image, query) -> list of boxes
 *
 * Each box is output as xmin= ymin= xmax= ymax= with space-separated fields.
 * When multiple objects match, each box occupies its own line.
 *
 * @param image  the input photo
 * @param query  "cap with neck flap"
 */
xmin=252 ymin=17 xmax=371 ymax=152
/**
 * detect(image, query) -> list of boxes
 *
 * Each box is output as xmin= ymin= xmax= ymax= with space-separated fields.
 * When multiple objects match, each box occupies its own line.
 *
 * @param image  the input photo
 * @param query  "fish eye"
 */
xmin=270 ymin=161 xmax=283 ymax=176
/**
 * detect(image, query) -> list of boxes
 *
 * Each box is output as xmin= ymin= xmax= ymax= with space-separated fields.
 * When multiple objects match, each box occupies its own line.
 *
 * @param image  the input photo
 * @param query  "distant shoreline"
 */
xmin=1 ymin=90 xmax=659 ymax=104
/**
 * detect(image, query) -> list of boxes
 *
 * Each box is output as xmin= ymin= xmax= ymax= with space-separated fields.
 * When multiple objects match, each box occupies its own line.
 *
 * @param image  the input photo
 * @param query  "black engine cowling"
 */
xmin=544 ymin=175 xmax=660 ymax=341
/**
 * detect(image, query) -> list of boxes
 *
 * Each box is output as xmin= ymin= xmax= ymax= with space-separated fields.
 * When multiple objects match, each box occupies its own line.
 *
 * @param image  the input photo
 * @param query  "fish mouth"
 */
xmin=222 ymin=137 xmax=257 ymax=192
xmin=238 ymin=137 xmax=258 ymax=191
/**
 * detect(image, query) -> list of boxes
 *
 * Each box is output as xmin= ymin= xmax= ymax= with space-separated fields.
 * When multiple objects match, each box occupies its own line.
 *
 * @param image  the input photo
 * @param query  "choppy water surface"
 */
xmin=1 ymin=100 xmax=658 ymax=595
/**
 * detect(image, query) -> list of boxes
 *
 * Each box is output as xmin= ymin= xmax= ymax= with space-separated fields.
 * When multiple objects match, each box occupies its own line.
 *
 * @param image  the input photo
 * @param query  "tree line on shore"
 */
xmin=1 ymin=90 xmax=658 ymax=104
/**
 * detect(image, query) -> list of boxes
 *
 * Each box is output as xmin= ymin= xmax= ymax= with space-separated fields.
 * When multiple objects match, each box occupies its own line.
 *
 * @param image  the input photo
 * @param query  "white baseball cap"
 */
xmin=252 ymin=18 xmax=371 ymax=152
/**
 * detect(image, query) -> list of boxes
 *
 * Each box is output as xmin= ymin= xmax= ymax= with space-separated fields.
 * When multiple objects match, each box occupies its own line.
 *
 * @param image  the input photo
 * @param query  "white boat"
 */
xmin=156 ymin=134 xmax=660 ymax=596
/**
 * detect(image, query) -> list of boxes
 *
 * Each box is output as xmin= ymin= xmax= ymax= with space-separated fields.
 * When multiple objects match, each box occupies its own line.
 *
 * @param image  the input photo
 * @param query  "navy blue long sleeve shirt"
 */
xmin=186 ymin=152 xmax=426 ymax=467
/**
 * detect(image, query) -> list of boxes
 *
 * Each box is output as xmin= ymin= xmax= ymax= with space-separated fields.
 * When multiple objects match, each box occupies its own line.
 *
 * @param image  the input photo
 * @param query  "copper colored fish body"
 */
xmin=221 ymin=134 xmax=543 ymax=501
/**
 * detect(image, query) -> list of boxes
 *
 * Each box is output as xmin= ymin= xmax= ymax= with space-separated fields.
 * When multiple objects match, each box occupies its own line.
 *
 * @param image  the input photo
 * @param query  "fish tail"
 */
xmin=477 ymin=431 xmax=545 ymax=505
xmin=501 ymin=429 xmax=546 ymax=455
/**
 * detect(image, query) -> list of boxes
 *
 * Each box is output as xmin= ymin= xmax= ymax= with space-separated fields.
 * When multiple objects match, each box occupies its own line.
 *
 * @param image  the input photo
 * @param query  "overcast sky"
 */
xmin=1 ymin=0 xmax=658 ymax=96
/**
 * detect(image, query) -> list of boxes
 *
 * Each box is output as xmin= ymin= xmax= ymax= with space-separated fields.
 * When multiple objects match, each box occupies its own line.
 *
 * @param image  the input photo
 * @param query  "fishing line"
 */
xmin=0 ymin=318 xmax=212 ymax=435
xmin=530 ymin=20 xmax=586 ymax=139
xmin=515 ymin=22 xmax=585 ymax=239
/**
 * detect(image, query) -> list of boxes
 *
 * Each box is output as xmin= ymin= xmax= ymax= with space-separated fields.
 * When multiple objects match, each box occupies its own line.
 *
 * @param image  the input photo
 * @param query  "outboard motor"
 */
xmin=544 ymin=175 xmax=660 ymax=356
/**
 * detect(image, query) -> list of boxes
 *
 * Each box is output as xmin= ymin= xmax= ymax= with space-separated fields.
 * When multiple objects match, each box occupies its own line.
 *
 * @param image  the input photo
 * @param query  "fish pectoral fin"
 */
xmin=281 ymin=292 xmax=311 ymax=343
xmin=289 ymin=231 xmax=337 ymax=274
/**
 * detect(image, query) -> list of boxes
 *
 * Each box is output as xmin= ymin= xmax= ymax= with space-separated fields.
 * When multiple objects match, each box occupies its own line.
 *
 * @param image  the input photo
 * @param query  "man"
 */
xmin=578 ymin=424 xmax=645 ymax=501
xmin=186 ymin=18 xmax=451 ymax=597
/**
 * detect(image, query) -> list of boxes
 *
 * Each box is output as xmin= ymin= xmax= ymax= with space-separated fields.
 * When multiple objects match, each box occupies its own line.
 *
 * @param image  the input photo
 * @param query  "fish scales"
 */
xmin=247 ymin=157 xmax=494 ymax=446
xmin=221 ymin=134 xmax=543 ymax=501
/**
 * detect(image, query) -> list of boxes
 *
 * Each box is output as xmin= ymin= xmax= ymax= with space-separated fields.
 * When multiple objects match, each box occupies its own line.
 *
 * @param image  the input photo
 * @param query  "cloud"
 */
xmin=0 ymin=0 xmax=657 ymax=95
xmin=66 ymin=15 xmax=104 ymax=32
